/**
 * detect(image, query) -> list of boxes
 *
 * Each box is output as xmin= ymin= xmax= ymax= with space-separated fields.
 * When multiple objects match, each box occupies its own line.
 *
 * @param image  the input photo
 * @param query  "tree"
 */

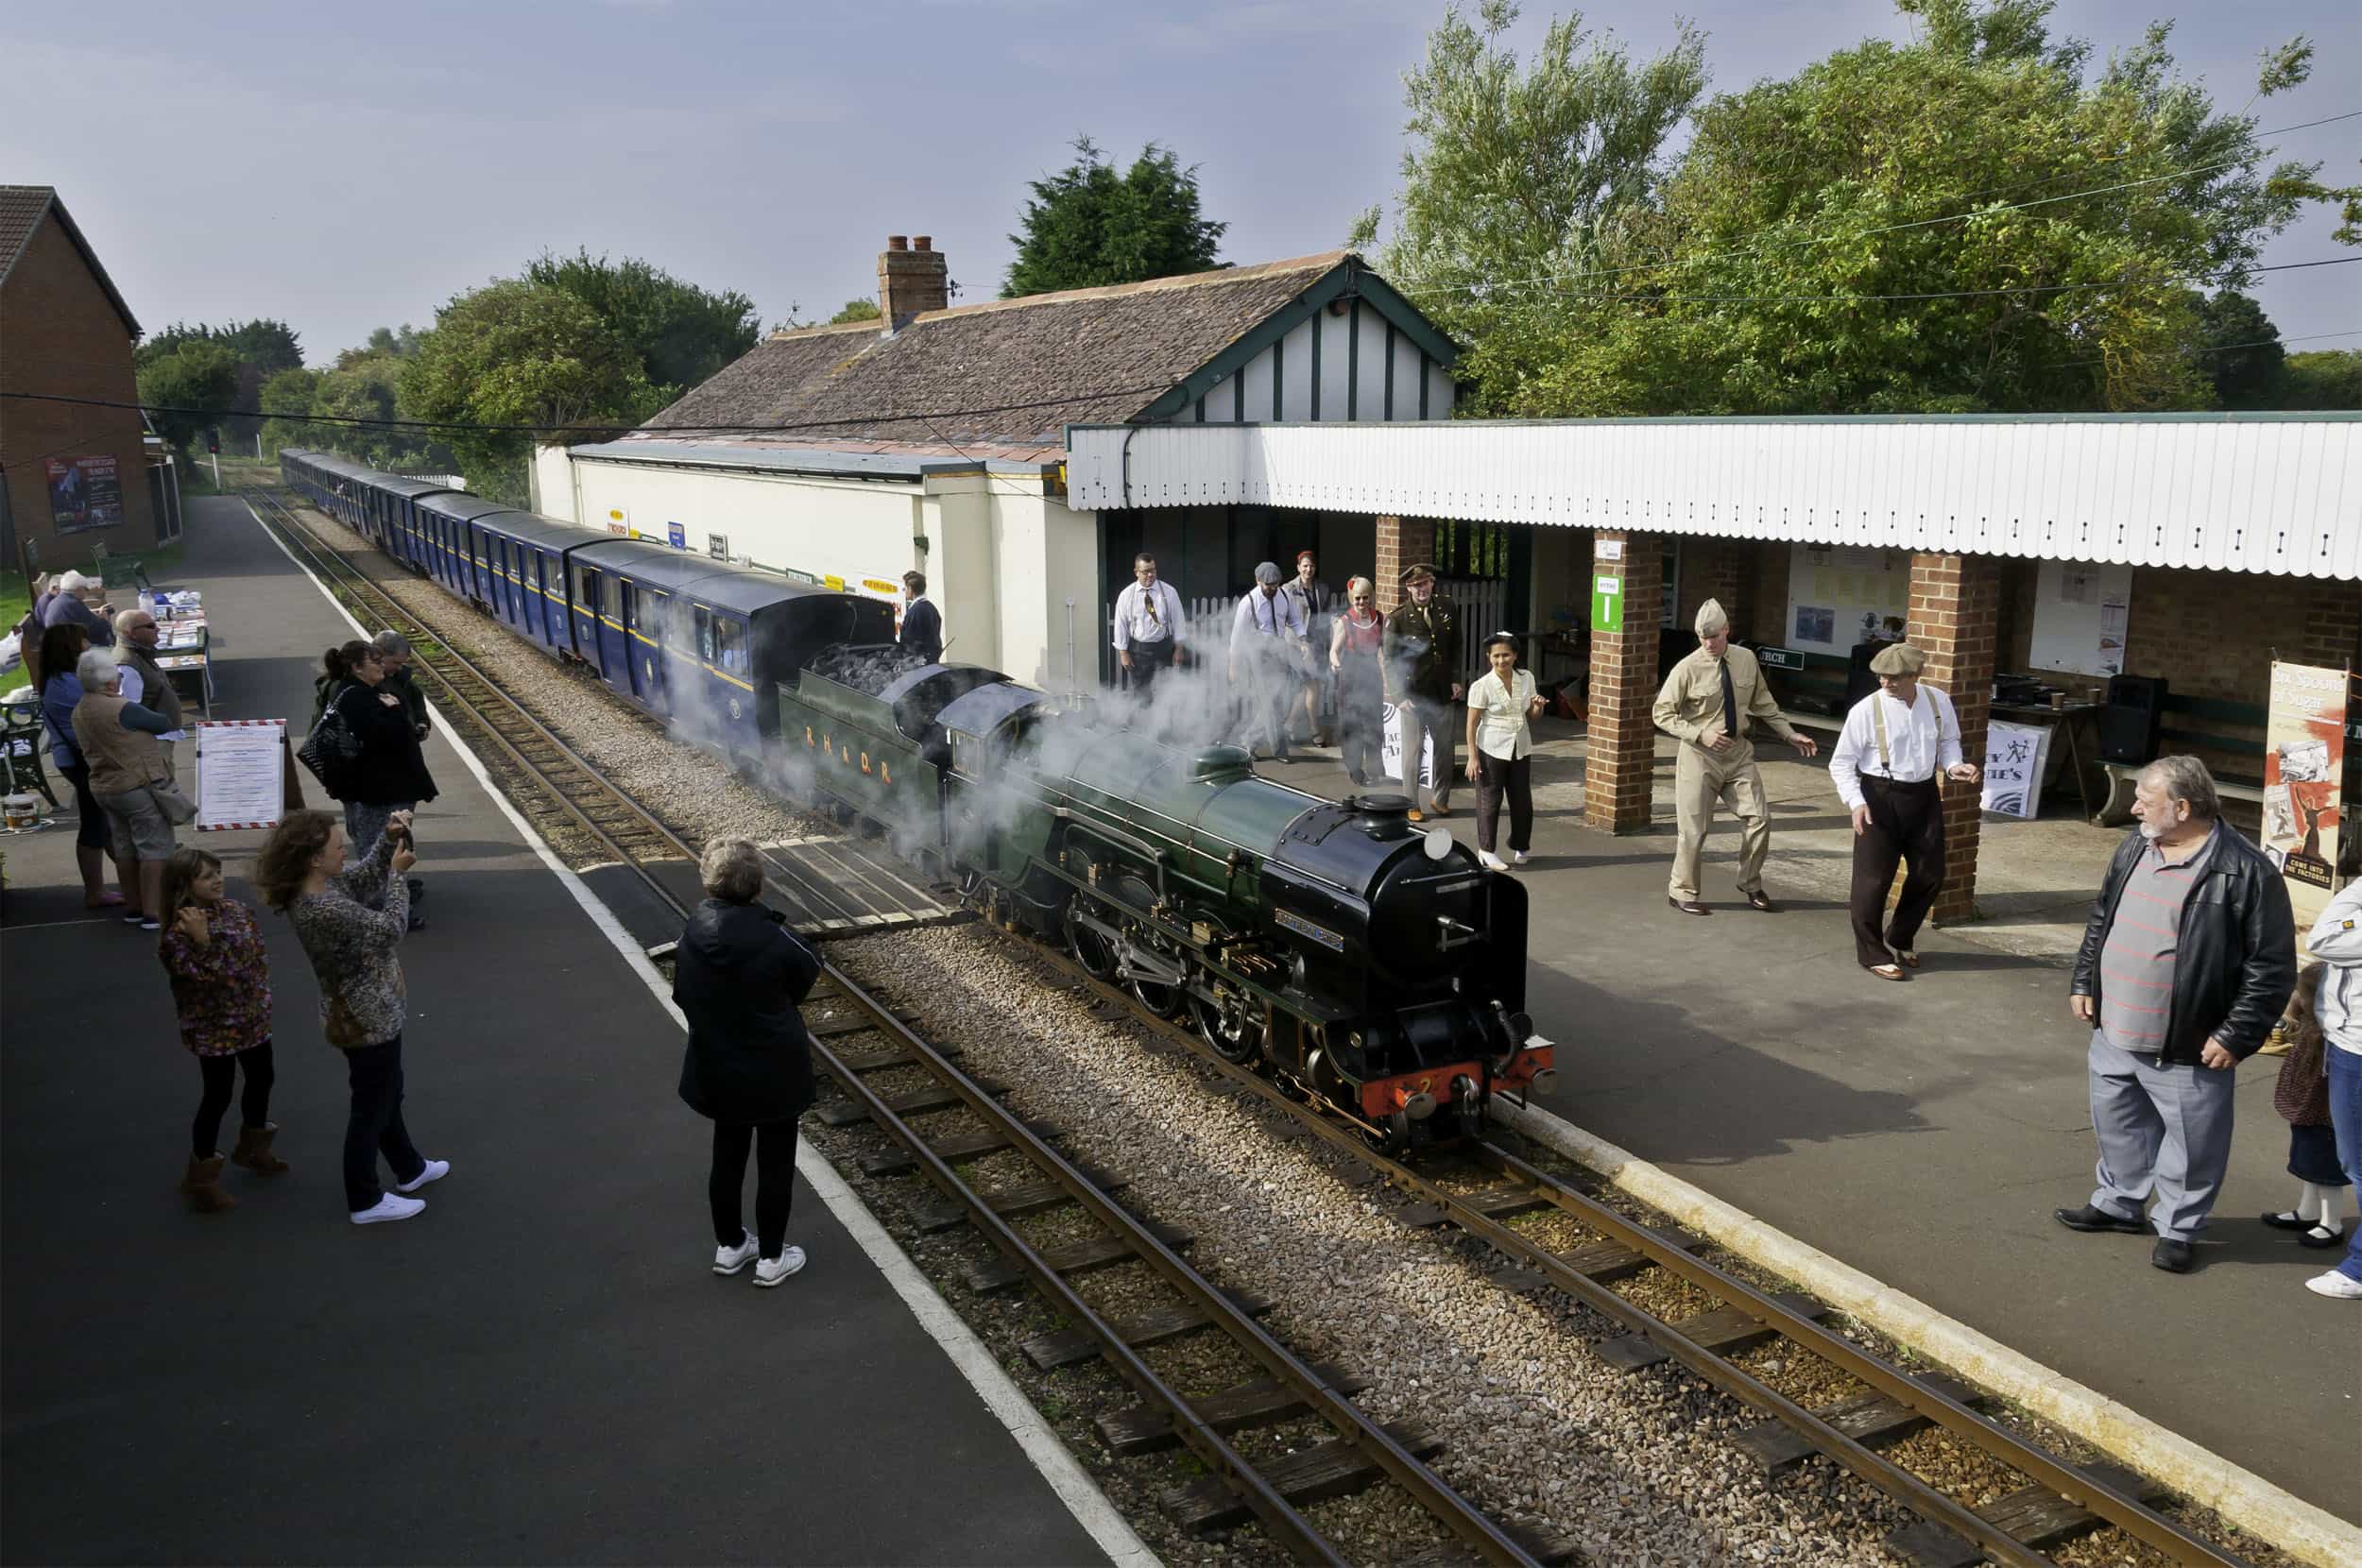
xmin=2191 ymin=291 xmax=2284 ymax=408
xmin=339 ymin=325 xmax=422 ymax=367
xmin=399 ymin=281 xmax=651 ymax=504
xmin=523 ymin=249 xmax=761 ymax=399
xmin=1002 ymin=137 xmax=1227 ymax=298
xmin=827 ymin=298 xmax=881 ymax=325
xmin=2281 ymin=349 xmax=2362 ymax=410
xmin=136 ymin=340 xmax=241 ymax=452
xmin=257 ymin=366 xmax=319 ymax=456
xmin=1537 ymin=3 xmax=2330 ymax=416
xmin=1350 ymin=2 xmax=1705 ymax=417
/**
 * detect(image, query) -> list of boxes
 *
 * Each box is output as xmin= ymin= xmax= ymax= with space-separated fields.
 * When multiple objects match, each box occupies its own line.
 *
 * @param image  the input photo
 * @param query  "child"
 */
xmin=158 ymin=847 xmax=283 ymax=1212
xmin=2263 ymin=963 xmax=2350 ymax=1248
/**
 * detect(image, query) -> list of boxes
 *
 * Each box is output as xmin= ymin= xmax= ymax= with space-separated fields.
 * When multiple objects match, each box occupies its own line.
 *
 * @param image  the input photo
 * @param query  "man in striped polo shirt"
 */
xmin=2056 ymin=757 xmax=2296 ymax=1272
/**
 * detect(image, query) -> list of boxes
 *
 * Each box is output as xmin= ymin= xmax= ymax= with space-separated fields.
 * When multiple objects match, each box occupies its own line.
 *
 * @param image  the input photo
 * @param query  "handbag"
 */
xmin=150 ymin=776 xmax=197 ymax=827
xmin=297 ymin=697 xmax=364 ymax=794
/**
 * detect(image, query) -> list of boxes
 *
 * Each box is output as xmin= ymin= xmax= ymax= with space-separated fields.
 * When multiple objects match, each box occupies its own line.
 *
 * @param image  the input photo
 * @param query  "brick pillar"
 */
xmin=1584 ymin=530 xmax=1663 ymax=833
xmin=1908 ymin=553 xmax=2000 ymax=923
xmin=1374 ymin=515 xmax=1435 ymax=613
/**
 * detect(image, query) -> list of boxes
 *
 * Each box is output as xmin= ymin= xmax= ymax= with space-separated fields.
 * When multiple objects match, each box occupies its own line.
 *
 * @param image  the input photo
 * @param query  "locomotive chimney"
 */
xmin=877 ymin=234 xmax=949 ymax=333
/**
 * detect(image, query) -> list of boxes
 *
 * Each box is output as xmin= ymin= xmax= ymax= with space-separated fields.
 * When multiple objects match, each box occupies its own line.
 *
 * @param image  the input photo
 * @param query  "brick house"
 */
xmin=0 ymin=185 xmax=163 ymax=574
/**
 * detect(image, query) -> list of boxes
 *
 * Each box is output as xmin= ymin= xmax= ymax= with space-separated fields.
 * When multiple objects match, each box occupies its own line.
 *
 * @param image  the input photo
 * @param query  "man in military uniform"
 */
xmin=1381 ymin=563 xmax=1462 ymax=819
xmin=1652 ymin=598 xmax=1819 ymax=914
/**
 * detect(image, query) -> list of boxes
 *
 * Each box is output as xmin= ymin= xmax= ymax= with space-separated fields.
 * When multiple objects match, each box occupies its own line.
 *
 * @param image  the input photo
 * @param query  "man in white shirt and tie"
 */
xmin=1827 ymin=641 xmax=1981 ymax=980
xmin=1111 ymin=553 xmax=1188 ymax=700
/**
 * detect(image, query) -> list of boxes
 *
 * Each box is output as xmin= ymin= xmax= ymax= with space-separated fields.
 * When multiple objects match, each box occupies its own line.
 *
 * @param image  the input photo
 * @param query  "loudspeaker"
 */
xmin=2100 ymin=673 xmax=2167 ymax=763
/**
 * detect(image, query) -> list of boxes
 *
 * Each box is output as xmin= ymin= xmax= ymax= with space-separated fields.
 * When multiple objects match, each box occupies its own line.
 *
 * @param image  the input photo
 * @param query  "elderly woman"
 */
xmin=37 ymin=622 xmax=134 ymax=916
xmin=68 ymin=647 xmax=180 ymax=930
xmin=254 ymin=808 xmax=443 ymax=1225
xmin=675 ymin=838 xmax=817 ymax=1288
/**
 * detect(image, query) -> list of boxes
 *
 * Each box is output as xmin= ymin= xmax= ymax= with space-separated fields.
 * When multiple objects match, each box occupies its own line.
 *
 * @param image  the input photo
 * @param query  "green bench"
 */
xmin=2095 ymin=693 xmax=2268 ymax=824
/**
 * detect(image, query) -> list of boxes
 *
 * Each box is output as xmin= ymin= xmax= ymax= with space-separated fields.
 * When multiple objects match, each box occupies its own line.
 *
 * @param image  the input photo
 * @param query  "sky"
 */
xmin=5 ymin=0 xmax=2355 ymax=366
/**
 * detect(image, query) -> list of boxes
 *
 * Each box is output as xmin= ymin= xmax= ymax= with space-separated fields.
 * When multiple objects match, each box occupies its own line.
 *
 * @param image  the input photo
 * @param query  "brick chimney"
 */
xmin=877 ymin=234 xmax=949 ymax=332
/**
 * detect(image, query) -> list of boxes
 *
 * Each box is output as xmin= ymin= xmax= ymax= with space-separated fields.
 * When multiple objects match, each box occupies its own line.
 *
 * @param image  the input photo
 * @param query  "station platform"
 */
xmin=0 ymin=496 xmax=1113 ymax=1566
xmin=1264 ymin=724 xmax=2357 ymax=1525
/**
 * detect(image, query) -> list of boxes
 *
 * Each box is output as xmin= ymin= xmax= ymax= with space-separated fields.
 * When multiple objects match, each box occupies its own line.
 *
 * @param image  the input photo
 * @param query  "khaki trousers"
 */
xmin=1669 ymin=738 xmax=1770 ymax=899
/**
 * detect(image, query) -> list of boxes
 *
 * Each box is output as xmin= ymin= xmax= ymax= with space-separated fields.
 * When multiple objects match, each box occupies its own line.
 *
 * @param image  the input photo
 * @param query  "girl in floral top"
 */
xmin=158 ymin=848 xmax=283 ymax=1213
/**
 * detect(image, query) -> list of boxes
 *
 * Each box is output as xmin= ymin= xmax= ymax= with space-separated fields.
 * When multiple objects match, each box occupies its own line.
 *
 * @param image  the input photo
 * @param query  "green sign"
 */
xmin=1591 ymin=572 xmax=1624 ymax=634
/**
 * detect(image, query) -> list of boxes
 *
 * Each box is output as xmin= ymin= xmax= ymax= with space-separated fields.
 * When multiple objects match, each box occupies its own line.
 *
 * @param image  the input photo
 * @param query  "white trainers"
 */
xmin=713 ymin=1230 xmax=759 ymax=1275
xmin=1477 ymin=850 xmax=1509 ymax=872
xmin=351 ymin=1192 xmax=425 ymax=1225
xmin=395 ymin=1158 xmax=450 ymax=1194
xmin=2304 ymin=1269 xmax=2362 ymax=1300
xmin=1511 ymin=850 xmax=1531 ymax=867
xmin=754 ymin=1246 xmax=807 ymax=1287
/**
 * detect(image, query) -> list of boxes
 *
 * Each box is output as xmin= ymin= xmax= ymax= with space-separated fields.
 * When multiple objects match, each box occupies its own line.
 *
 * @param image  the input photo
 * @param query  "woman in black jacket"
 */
xmin=675 ymin=838 xmax=817 ymax=1287
xmin=326 ymin=639 xmax=437 ymax=866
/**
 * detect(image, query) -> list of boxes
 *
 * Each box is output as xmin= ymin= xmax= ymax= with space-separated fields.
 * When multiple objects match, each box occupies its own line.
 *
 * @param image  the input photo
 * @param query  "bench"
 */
xmin=2093 ymin=693 xmax=2268 ymax=824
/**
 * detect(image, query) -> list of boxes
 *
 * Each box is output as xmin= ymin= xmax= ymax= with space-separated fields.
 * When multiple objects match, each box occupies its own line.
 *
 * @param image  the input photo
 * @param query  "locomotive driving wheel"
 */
xmin=1112 ymin=876 xmax=1188 ymax=1017
xmin=1063 ymin=896 xmax=1120 ymax=981
xmin=1190 ymin=981 xmax=1263 ymax=1065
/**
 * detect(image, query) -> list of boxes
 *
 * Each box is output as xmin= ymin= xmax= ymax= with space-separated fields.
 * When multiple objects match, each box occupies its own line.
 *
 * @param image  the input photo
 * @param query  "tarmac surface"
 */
xmin=1269 ymin=714 xmax=2360 ymax=1524
xmin=0 ymin=496 xmax=1109 ymax=1566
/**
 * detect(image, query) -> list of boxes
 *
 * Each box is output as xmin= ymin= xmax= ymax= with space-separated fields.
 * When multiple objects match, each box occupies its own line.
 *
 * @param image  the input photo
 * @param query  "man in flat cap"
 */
xmin=1652 ymin=599 xmax=1818 ymax=914
xmin=1827 ymin=641 xmax=1981 ymax=978
xmin=1230 ymin=561 xmax=1309 ymax=762
xmin=1382 ymin=564 xmax=1463 ymax=818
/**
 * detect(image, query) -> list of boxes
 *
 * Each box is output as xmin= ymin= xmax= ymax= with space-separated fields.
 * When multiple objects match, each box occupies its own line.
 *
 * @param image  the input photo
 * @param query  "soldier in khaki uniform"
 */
xmin=1652 ymin=598 xmax=1818 ymax=914
xmin=1380 ymin=564 xmax=1463 ymax=819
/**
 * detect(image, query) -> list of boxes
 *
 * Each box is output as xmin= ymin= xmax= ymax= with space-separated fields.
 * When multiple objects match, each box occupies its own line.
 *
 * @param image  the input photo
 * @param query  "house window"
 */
xmin=708 ymin=533 xmax=730 ymax=560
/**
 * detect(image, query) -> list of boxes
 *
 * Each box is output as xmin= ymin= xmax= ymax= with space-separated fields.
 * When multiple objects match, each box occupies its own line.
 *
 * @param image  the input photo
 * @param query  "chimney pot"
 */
xmin=885 ymin=235 xmax=909 ymax=251
xmin=912 ymin=235 xmax=932 ymax=251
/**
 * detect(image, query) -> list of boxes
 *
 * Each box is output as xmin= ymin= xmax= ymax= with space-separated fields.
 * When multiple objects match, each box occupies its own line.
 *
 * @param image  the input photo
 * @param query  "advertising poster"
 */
xmin=2264 ymin=660 xmax=2350 ymax=935
xmin=1981 ymin=720 xmax=2053 ymax=820
xmin=45 ymin=455 xmax=125 ymax=533
xmin=1378 ymin=701 xmax=1436 ymax=790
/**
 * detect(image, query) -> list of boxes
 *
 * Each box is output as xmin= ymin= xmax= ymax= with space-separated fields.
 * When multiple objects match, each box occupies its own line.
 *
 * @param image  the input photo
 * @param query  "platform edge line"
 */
xmin=1494 ymin=1098 xmax=2362 ymax=1568
xmin=250 ymin=501 xmax=1158 ymax=1568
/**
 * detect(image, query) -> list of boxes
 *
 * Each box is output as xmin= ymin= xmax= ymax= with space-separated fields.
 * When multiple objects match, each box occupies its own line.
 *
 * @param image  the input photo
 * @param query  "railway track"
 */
xmin=1007 ymin=929 xmax=2261 ymax=1568
xmin=248 ymin=486 xmax=1547 ymax=1567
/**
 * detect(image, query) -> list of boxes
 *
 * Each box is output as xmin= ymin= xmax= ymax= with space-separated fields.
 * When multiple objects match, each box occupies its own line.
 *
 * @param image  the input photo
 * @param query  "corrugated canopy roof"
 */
xmin=0 ymin=186 xmax=140 ymax=337
xmin=635 ymin=252 xmax=1361 ymax=455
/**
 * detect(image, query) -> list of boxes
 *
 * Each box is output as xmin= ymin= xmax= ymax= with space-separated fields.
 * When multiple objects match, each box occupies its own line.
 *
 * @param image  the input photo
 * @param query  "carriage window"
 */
xmin=575 ymin=563 xmax=602 ymax=611
xmin=711 ymin=617 xmax=747 ymax=675
xmin=694 ymin=605 xmax=714 ymax=663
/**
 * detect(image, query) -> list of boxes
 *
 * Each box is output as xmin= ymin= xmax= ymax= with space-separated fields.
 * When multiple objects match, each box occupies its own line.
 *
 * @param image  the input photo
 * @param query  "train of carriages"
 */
xmin=282 ymin=451 xmax=1554 ymax=1151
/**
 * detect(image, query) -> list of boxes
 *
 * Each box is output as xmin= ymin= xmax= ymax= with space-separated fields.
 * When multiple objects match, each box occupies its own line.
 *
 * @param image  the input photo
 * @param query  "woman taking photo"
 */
xmin=69 ymin=648 xmax=181 ymax=929
xmin=36 ymin=622 xmax=134 ymax=918
xmin=675 ymin=838 xmax=817 ymax=1287
xmin=255 ymin=808 xmax=446 ymax=1226
xmin=158 ymin=847 xmax=283 ymax=1212
xmin=322 ymin=639 xmax=437 ymax=863
xmin=1463 ymin=633 xmax=1545 ymax=872
xmin=1328 ymin=576 xmax=1386 ymax=788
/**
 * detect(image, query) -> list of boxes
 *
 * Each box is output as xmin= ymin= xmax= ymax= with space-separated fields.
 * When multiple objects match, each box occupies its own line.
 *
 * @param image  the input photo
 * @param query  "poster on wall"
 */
xmin=46 ymin=455 xmax=124 ymax=533
xmin=1784 ymin=544 xmax=1908 ymax=655
xmin=2264 ymin=659 xmax=2351 ymax=937
xmin=1982 ymin=720 xmax=2054 ymax=819
xmin=2028 ymin=559 xmax=2134 ymax=676
xmin=1378 ymin=701 xmax=1436 ymax=790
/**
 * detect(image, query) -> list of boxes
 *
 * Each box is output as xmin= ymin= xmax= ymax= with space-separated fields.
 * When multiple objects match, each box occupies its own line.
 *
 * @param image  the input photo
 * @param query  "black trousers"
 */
xmin=1850 ymin=775 xmax=1945 ymax=968
xmin=344 ymin=1034 xmax=425 ymax=1212
xmin=1125 ymin=639 xmax=1175 ymax=700
xmin=194 ymin=1042 xmax=276 ymax=1158
xmin=711 ymin=1120 xmax=798 ymax=1258
xmin=1475 ymin=753 xmax=1533 ymax=855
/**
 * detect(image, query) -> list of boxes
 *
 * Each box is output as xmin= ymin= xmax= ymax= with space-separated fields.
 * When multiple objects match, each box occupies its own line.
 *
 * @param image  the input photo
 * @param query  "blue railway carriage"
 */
xmin=282 ymin=451 xmax=379 ymax=533
xmin=368 ymin=474 xmax=468 ymax=570
xmin=468 ymin=511 xmax=607 ymax=653
xmin=416 ymin=493 xmax=523 ymax=600
xmin=566 ymin=540 xmax=894 ymax=756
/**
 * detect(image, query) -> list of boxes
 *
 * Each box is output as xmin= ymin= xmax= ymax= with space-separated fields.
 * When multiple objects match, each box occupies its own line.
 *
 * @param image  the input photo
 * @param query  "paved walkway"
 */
xmin=1269 ymin=720 xmax=2356 ymax=1523
xmin=0 ymin=497 xmax=1109 ymax=1566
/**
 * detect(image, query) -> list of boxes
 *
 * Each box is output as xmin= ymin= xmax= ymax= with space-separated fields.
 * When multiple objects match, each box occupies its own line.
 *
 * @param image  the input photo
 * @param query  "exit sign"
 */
xmin=1591 ymin=573 xmax=1623 ymax=634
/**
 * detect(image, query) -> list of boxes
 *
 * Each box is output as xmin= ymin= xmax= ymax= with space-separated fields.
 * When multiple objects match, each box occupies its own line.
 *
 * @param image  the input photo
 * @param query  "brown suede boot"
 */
xmin=231 ymin=1124 xmax=290 ymax=1176
xmin=179 ymin=1154 xmax=238 ymax=1213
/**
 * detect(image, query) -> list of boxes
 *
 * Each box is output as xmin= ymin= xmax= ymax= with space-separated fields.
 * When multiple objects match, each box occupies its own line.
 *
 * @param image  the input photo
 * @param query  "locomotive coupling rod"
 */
xmin=1478 ymin=1142 xmax=2251 ymax=1568
xmin=814 ymin=964 xmax=1538 ymax=1567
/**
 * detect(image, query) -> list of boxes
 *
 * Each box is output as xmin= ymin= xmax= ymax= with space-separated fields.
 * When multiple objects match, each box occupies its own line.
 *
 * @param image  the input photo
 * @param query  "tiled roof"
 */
xmin=0 ymin=185 xmax=140 ymax=336
xmin=637 ymin=251 xmax=1355 ymax=453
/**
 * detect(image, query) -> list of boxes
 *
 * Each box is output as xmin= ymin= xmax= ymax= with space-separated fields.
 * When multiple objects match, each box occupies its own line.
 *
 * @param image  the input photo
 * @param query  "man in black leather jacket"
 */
xmin=2055 ymin=757 xmax=2295 ymax=1273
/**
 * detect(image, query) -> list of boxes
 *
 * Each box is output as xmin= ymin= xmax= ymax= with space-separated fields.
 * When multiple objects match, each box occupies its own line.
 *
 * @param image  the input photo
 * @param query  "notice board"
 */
xmin=196 ymin=721 xmax=289 ymax=831
xmin=2027 ymin=560 xmax=2133 ymax=677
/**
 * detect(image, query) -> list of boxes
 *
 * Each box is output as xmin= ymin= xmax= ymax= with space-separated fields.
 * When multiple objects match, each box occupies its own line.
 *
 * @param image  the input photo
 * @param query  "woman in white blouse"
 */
xmin=1463 ymin=634 xmax=1546 ymax=871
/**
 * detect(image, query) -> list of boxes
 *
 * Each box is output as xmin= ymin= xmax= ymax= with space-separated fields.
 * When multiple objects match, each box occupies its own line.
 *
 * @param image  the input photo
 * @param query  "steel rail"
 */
xmin=1021 ymin=937 xmax=2252 ymax=1568
xmin=253 ymin=487 xmax=1530 ymax=1565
